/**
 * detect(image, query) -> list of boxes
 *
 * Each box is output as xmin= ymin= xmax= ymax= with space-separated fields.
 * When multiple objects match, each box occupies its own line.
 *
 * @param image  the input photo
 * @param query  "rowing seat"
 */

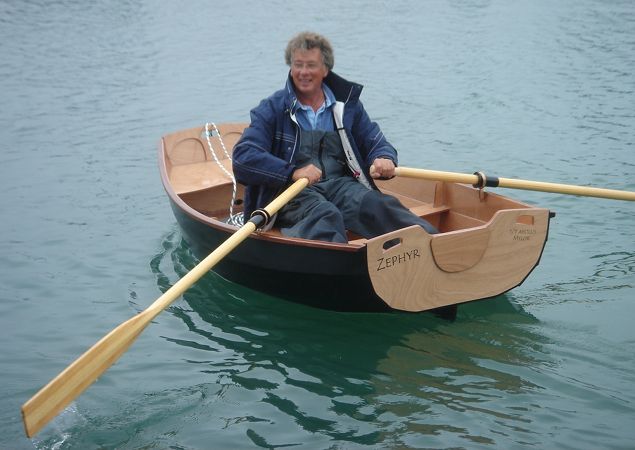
xmin=170 ymin=159 xmax=233 ymax=195
xmin=409 ymin=204 xmax=451 ymax=218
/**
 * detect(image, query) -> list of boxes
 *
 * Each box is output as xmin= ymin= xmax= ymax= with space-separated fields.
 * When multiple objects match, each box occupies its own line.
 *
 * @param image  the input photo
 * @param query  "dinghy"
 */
xmin=25 ymin=121 xmax=635 ymax=440
xmin=158 ymin=123 xmax=553 ymax=313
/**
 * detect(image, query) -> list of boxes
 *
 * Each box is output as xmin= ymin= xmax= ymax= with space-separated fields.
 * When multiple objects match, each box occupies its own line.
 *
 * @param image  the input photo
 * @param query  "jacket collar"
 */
xmin=285 ymin=70 xmax=363 ymax=111
xmin=324 ymin=71 xmax=363 ymax=103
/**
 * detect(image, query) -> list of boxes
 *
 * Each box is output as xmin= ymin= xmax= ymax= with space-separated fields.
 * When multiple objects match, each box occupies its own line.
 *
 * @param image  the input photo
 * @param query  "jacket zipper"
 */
xmin=318 ymin=135 xmax=326 ymax=181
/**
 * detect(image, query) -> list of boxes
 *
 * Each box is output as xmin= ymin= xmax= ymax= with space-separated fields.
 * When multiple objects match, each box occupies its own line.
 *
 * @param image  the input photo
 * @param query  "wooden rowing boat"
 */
xmin=158 ymin=123 xmax=553 ymax=314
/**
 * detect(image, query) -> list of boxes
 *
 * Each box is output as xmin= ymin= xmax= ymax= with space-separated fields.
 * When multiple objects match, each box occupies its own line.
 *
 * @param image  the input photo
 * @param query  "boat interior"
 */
xmin=160 ymin=124 xmax=535 ymax=244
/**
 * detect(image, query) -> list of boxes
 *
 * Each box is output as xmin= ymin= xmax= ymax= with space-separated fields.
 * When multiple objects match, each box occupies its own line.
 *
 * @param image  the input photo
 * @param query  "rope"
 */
xmin=204 ymin=122 xmax=244 ymax=226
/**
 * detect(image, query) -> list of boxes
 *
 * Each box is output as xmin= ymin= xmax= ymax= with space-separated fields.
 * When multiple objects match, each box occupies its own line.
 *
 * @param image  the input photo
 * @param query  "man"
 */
xmin=232 ymin=31 xmax=437 ymax=243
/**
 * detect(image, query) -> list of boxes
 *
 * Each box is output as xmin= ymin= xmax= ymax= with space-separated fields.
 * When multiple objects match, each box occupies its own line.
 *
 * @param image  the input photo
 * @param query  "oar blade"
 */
xmin=21 ymin=312 xmax=150 ymax=438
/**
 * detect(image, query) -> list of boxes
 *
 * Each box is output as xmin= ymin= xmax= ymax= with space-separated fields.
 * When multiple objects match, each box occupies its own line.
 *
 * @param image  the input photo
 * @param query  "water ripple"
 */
xmin=3 ymin=0 xmax=635 ymax=449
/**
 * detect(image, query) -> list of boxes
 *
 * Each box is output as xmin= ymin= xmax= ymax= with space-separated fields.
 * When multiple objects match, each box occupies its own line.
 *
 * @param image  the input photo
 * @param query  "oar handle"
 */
xmin=394 ymin=167 xmax=635 ymax=201
xmin=264 ymin=178 xmax=309 ymax=215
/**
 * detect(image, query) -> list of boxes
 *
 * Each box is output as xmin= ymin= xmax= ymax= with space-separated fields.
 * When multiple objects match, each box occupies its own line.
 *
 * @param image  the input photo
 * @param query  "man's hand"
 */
xmin=370 ymin=158 xmax=395 ymax=179
xmin=292 ymin=164 xmax=322 ymax=185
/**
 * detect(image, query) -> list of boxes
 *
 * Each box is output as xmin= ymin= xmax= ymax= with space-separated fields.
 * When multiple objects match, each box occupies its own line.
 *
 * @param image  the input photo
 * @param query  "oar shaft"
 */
xmin=394 ymin=167 xmax=635 ymax=201
xmin=497 ymin=177 xmax=635 ymax=201
xmin=148 ymin=177 xmax=309 ymax=318
xmin=395 ymin=167 xmax=475 ymax=184
xmin=146 ymin=222 xmax=256 ymax=316
xmin=22 ymin=178 xmax=309 ymax=438
xmin=264 ymin=179 xmax=309 ymax=214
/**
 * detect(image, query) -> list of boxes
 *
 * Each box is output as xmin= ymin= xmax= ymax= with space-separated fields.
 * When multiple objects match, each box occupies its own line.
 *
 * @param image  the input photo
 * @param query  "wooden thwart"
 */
xmin=170 ymin=160 xmax=234 ymax=194
xmin=409 ymin=204 xmax=451 ymax=218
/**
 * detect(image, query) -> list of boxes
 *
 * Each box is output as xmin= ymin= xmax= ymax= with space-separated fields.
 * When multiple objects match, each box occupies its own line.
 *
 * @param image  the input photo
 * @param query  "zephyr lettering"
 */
xmin=376 ymin=248 xmax=421 ymax=271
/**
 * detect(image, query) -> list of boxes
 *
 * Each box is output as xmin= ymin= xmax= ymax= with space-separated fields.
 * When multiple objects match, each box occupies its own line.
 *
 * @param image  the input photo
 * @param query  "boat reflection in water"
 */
xmin=147 ymin=232 xmax=551 ymax=448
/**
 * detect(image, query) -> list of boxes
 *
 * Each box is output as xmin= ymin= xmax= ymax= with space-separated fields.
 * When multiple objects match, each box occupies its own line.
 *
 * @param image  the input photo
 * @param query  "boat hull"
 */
xmin=170 ymin=199 xmax=393 ymax=312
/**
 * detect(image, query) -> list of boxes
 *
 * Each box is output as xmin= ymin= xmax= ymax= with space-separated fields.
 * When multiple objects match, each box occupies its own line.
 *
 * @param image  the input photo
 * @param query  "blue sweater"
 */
xmin=232 ymin=71 xmax=398 ymax=218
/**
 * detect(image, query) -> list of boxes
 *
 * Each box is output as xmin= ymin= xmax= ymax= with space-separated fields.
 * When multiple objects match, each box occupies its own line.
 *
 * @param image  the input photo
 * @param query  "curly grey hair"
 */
xmin=284 ymin=31 xmax=334 ymax=70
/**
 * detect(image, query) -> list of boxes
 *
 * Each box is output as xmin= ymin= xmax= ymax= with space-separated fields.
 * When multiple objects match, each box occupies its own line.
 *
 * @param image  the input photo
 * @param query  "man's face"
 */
xmin=290 ymin=48 xmax=329 ymax=100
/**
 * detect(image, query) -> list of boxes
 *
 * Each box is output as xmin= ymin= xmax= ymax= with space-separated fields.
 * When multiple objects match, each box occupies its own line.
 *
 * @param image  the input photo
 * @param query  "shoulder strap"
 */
xmin=332 ymin=102 xmax=372 ymax=189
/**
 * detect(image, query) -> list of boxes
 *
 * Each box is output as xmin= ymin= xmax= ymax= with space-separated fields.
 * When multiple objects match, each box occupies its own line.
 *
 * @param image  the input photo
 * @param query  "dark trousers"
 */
xmin=277 ymin=177 xmax=438 ymax=243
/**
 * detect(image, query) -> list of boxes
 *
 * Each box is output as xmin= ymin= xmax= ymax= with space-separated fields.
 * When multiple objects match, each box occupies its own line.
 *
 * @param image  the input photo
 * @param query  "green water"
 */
xmin=1 ymin=1 xmax=634 ymax=448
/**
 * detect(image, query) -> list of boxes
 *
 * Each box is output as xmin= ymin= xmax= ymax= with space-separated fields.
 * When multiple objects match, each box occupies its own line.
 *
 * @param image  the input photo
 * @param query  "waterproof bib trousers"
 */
xmin=277 ymin=130 xmax=438 ymax=243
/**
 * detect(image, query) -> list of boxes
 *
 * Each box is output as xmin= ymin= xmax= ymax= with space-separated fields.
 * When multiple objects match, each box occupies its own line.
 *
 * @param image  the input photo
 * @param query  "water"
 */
xmin=1 ymin=0 xmax=634 ymax=448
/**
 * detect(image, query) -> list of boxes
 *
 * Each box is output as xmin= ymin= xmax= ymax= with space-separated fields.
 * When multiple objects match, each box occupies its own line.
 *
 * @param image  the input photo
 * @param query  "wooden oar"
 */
xmin=21 ymin=178 xmax=309 ymax=438
xmin=393 ymin=167 xmax=635 ymax=201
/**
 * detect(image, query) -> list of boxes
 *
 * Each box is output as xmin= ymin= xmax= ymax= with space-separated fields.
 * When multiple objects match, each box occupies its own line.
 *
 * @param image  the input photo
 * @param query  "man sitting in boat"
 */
xmin=232 ymin=31 xmax=437 ymax=243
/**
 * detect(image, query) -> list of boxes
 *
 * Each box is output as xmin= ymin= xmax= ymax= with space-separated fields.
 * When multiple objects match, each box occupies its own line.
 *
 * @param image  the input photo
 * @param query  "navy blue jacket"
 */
xmin=232 ymin=71 xmax=398 ymax=218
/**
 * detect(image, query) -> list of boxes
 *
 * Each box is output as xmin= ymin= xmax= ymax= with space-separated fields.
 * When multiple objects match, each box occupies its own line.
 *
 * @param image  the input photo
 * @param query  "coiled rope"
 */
xmin=204 ymin=122 xmax=244 ymax=226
